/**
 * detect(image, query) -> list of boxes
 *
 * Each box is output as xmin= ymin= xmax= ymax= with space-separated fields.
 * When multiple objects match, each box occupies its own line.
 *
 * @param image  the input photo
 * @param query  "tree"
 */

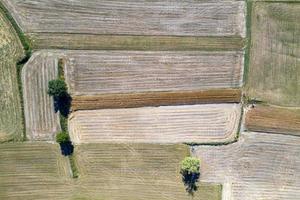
xmin=56 ymin=131 xmax=73 ymax=156
xmin=180 ymin=157 xmax=200 ymax=195
xmin=48 ymin=79 xmax=67 ymax=98
xmin=56 ymin=131 xmax=70 ymax=144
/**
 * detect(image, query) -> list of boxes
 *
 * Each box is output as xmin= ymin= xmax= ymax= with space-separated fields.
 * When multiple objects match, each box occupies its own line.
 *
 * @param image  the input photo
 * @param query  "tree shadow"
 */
xmin=59 ymin=141 xmax=74 ymax=156
xmin=54 ymin=93 xmax=72 ymax=117
xmin=181 ymin=172 xmax=200 ymax=196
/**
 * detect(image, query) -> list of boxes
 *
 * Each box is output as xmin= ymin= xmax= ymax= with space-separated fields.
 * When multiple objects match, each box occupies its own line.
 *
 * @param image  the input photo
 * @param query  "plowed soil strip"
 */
xmin=72 ymin=89 xmax=241 ymax=110
xmin=246 ymin=105 xmax=300 ymax=136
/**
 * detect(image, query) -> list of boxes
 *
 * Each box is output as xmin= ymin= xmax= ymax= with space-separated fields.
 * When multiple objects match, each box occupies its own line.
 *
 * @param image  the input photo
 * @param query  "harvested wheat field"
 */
xmin=69 ymin=104 xmax=241 ymax=144
xmin=22 ymin=51 xmax=61 ymax=141
xmin=2 ymin=0 xmax=245 ymax=37
xmin=72 ymin=144 xmax=222 ymax=200
xmin=247 ymin=2 xmax=300 ymax=106
xmin=246 ymin=105 xmax=300 ymax=136
xmin=0 ymin=143 xmax=73 ymax=200
xmin=63 ymin=51 xmax=244 ymax=95
xmin=192 ymin=132 xmax=300 ymax=200
xmin=0 ymin=10 xmax=23 ymax=141
xmin=72 ymin=89 xmax=241 ymax=110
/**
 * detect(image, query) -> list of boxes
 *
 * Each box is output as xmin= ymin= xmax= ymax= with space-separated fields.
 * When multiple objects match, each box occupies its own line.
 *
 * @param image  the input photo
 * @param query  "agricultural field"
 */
xmin=2 ymin=0 xmax=245 ymax=37
xmin=246 ymin=105 xmax=300 ymax=136
xmin=22 ymin=51 xmax=61 ymax=141
xmin=246 ymin=2 xmax=300 ymax=106
xmin=63 ymin=51 xmax=244 ymax=96
xmin=0 ymin=10 xmax=23 ymax=141
xmin=72 ymin=89 xmax=241 ymax=110
xmin=73 ymin=144 xmax=222 ymax=200
xmin=193 ymin=132 xmax=300 ymax=200
xmin=0 ymin=143 xmax=73 ymax=200
xmin=30 ymin=34 xmax=245 ymax=51
xmin=69 ymin=104 xmax=241 ymax=144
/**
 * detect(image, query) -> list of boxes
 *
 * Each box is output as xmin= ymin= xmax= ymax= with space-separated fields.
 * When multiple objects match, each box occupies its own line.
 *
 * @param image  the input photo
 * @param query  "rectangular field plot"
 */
xmin=69 ymin=104 xmax=241 ymax=144
xmin=22 ymin=51 xmax=61 ymax=141
xmin=73 ymin=144 xmax=222 ymax=200
xmin=193 ymin=132 xmax=300 ymax=200
xmin=3 ymin=0 xmax=245 ymax=37
xmin=0 ymin=143 xmax=72 ymax=200
xmin=247 ymin=2 xmax=300 ymax=106
xmin=0 ymin=11 xmax=24 ymax=141
xmin=65 ymin=51 xmax=244 ymax=95
xmin=246 ymin=105 xmax=300 ymax=136
xmin=72 ymin=89 xmax=242 ymax=110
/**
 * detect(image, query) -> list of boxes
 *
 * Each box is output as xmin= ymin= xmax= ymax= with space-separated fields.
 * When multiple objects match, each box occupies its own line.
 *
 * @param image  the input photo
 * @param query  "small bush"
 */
xmin=48 ymin=79 xmax=67 ymax=98
xmin=56 ymin=131 xmax=70 ymax=144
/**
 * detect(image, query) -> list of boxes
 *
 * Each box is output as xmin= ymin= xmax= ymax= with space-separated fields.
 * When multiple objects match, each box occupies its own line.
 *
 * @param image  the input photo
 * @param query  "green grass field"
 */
xmin=246 ymin=2 xmax=300 ymax=106
xmin=0 ymin=11 xmax=24 ymax=141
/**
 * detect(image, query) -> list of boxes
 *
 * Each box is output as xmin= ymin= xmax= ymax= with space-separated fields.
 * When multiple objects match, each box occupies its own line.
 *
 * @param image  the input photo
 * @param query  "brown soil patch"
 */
xmin=246 ymin=105 xmax=300 ymax=136
xmin=72 ymin=89 xmax=241 ymax=110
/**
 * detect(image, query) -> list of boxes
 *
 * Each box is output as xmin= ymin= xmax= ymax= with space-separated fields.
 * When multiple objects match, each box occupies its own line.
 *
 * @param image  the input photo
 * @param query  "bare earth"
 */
xmin=69 ymin=104 xmax=241 ymax=144
xmin=246 ymin=105 xmax=300 ymax=136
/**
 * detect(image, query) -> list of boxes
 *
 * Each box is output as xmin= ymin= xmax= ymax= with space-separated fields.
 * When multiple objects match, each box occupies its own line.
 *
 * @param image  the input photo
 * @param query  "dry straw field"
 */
xmin=193 ymin=132 xmax=300 ymax=200
xmin=247 ymin=2 xmax=300 ymax=106
xmin=63 ymin=51 xmax=244 ymax=95
xmin=69 ymin=104 xmax=241 ymax=144
xmin=22 ymin=51 xmax=61 ymax=141
xmin=246 ymin=105 xmax=300 ymax=136
xmin=73 ymin=144 xmax=222 ymax=200
xmin=0 ymin=10 xmax=23 ymax=141
xmin=1 ymin=0 xmax=245 ymax=50
xmin=0 ymin=143 xmax=73 ymax=200
xmin=2 ymin=0 xmax=245 ymax=36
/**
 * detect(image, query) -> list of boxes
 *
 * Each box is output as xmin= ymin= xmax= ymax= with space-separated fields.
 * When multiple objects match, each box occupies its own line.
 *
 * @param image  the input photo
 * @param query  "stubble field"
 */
xmin=22 ymin=51 xmax=61 ymax=141
xmin=193 ymin=132 xmax=300 ymax=200
xmin=69 ymin=104 xmax=241 ymax=144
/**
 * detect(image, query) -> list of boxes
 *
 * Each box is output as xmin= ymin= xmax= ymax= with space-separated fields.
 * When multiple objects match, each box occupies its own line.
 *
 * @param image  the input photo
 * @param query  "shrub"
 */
xmin=48 ymin=79 xmax=67 ymax=98
xmin=56 ymin=131 xmax=70 ymax=144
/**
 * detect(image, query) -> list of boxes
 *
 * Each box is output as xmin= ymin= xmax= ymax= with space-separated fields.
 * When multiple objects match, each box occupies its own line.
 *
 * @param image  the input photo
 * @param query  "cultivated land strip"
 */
xmin=30 ymin=34 xmax=245 ymax=51
xmin=63 ymin=50 xmax=244 ymax=95
xmin=193 ymin=132 xmax=300 ymax=200
xmin=0 ymin=10 xmax=23 ymax=141
xmin=73 ymin=144 xmax=222 ymax=200
xmin=22 ymin=51 xmax=61 ymax=141
xmin=246 ymin=2 xmax=300 ymax=106
xmin=72 ymin=89 xmax=241 ymax=110
xmin=0 ymin=143 xmax=72 ymax=200
xmin=246 ymin=105 xmax=300 ymax=136
xmin=69 ymin=104 xmax=241 ymax=144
